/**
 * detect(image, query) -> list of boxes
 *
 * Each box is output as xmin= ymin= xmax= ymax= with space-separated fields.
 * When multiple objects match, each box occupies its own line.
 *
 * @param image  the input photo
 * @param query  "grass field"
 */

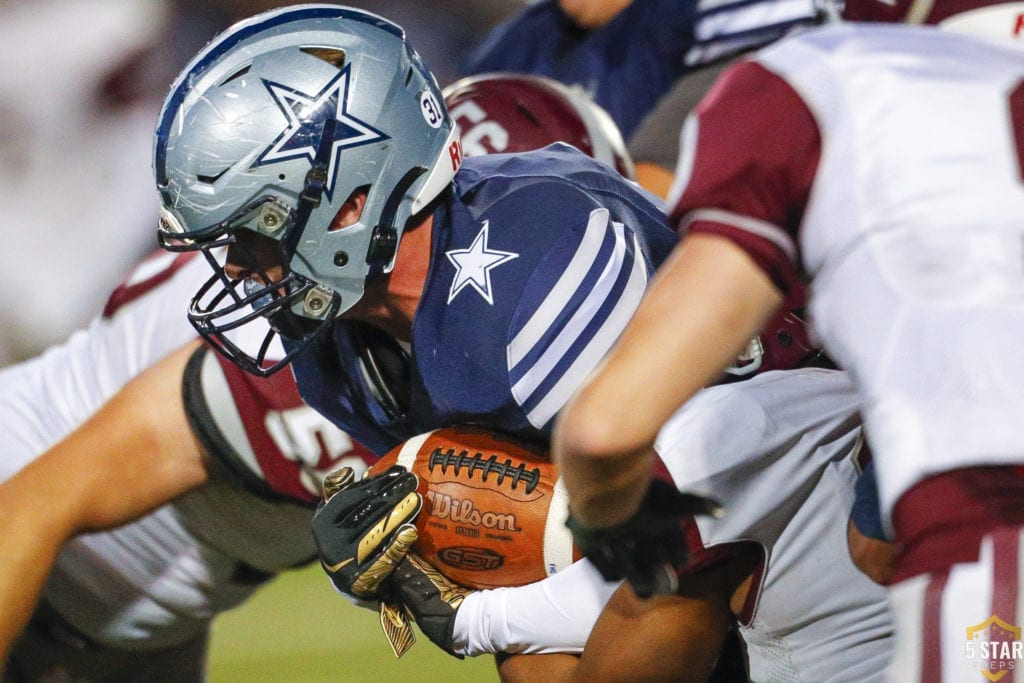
xmin=208 ymin=563 xmax=500 ymax=682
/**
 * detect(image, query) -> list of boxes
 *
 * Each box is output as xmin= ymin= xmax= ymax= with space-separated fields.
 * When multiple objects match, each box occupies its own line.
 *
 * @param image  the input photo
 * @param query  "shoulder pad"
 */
xmin=183 ymin=345 xmax=376 ymax=505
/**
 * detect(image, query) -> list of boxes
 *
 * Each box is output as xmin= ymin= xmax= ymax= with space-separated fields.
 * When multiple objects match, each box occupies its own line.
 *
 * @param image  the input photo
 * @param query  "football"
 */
xmin=367 ymin=425 xmax=579 ymax=589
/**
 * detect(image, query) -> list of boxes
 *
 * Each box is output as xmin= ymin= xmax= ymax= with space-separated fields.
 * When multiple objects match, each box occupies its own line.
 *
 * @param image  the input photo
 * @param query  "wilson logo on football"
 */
xmin=426 ymin=491 xmax=521 ymax=532
xmin=438 ymin=546 xmax=505 ymax=572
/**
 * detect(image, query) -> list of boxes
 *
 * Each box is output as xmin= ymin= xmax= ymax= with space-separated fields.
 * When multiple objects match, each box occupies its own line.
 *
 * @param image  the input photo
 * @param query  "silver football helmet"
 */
xmin=154 ymin=5 xmax=460 ymax=375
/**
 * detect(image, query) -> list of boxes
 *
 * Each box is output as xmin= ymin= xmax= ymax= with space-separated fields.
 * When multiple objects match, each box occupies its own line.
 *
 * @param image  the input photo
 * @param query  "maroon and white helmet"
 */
xmin=842 ymin=0 xmax=1024 ymax=39
xmin=442 ymin=72 xmax=637 ymax=180
xmin=726 ymin=281 xmax=826 ymax=378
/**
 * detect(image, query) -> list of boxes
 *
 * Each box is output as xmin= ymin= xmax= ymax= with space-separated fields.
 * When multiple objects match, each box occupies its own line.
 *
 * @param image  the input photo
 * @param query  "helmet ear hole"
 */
xmin=300 ymin=47 xmax=346 ymax=69
xmin=334 ymin=252 xmax=349 ymax=267
xmin=329 ymin=185 xmax=372 ymax=232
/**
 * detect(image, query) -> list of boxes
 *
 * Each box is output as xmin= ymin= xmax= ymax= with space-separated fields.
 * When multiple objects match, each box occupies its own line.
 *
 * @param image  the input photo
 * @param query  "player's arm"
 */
xmin=555 ymin=60 xmax=818 ymax=542
xmin=497 ymin=555 xmax=745 ymax=683
xmin=847 ymin=461 xmax=899 ymax=585
xmin=0 ymin=340 xmax=207 ymax=661
xmin=555 ymin=234 xmax=781 ymax=528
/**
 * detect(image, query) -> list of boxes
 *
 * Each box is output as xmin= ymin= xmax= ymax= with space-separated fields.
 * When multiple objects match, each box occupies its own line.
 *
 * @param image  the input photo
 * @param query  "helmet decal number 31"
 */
xmin=421 ymin=91 xmax=444 ymax=128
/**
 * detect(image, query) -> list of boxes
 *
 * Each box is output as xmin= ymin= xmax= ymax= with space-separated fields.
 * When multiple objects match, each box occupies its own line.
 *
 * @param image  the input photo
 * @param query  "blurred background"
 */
xmin=0 ymin=0 xmax=525 ymax=367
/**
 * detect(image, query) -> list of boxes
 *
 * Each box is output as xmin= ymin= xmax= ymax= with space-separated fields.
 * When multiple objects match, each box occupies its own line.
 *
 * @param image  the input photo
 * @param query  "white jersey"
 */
xmin=669 ymin=23 xmax=1024 ymax=520
xmin=454 ymin=369 xmax=892 ymax=682
xmin=0 ymin=251 xmax=371 ymax=649
xmin=657 ymin=369 xmax=891 ymax=682
xmin=764 ymin=26 xmax=1024 ymax=518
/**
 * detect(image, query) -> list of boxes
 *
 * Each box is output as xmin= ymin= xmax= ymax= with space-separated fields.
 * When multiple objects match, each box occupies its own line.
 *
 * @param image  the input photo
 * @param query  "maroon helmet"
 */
xmin=725 ymin=281 xmax=826 ymax=378
xmin=442 ymin=72 xmax=637 ymax=180
xmin=842 ymin=0 xmax=1024 ymax=39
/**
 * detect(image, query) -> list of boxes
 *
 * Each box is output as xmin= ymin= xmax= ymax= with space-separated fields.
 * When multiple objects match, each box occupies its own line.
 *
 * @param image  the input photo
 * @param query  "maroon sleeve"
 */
xmin=669 ymin=59 xmax=821 ymax=297
xmin=183 ymin=345 xmax=377 ymax=505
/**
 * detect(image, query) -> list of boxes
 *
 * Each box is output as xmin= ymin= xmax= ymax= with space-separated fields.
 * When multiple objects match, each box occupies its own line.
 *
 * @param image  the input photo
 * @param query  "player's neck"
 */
xmin=342 ymin=214 xmax=433 ymax=342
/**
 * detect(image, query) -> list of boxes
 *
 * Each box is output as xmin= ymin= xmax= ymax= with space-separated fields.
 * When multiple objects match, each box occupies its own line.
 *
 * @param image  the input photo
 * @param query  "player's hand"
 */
xmin=388 ymin=553 xmax=472 ymax=658
xmin=311 ymin=465 xmax=422 ymax=600
xmin=566 ymin=478 xmax=722 ymax=598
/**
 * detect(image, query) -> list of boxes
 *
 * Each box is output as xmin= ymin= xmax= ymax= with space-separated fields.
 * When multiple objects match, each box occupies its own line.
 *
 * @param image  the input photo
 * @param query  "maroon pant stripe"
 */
xmin=922 ymin=570 xmax=950 ymax=683
xmin=990 ymin=529 xmax=1020 ymax=683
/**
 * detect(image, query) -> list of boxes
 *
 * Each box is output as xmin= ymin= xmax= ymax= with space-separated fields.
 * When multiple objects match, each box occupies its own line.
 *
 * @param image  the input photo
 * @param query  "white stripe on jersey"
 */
xmin=519 ymin=229 xmax=650 ymax=428
xmin=511 ymin=219 xmax=628 ymax=402
xmin=682 ymin=208 xmax=798 ymax=262
xmin=507 ymin=209 xmax=611 ymax=368
xmin=687 ymin=0 xmax=823 ymax=65
xmin=668 ymin=116 xmax=700 ymax=212
xmin=695 ymin=0 xmax=818 ymax=39
xmin=198 ymin=338 xmax=262 ymax=476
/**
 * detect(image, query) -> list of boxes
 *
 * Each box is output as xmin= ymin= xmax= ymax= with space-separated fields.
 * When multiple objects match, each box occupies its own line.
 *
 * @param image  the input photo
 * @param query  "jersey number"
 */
xmin=449 ymin=101 xmax=509 ymax=157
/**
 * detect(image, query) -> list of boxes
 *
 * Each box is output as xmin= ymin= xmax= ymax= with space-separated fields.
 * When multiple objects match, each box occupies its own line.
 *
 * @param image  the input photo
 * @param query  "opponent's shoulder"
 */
xmin=101 ymin=250 xmax=205 ymax=321
xmin=182 ymin=344 xmax=376 ymax=505
xmin=658 ymin=369 xmax=858 ymax=462
xmin=754 ymin=23 xmax=937 ymax=78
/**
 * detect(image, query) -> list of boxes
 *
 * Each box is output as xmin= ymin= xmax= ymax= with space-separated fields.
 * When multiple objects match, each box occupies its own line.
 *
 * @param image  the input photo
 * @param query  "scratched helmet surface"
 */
xmin=153 ymin=4 xmax=460 ymax=375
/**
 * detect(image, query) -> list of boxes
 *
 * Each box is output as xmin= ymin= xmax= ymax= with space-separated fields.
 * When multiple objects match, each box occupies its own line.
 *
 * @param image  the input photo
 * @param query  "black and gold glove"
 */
xmin=311 ymin=465 xmax=422 ymax=600
xmin=389 ymin=554 xmax=472 ymax=658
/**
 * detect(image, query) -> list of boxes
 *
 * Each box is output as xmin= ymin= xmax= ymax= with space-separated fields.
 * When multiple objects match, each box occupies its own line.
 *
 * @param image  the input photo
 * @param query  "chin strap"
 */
xmin=366 ymin=166 xmax=429 ymax=271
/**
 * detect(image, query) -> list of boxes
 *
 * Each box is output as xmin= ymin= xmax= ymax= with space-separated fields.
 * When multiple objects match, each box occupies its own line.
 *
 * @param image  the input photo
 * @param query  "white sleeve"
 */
xmin=451 ymin=559 xmax=620 ymax=656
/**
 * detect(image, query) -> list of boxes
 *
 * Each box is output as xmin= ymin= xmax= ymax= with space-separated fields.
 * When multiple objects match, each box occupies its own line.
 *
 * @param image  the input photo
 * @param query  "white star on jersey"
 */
xmin=445 ymin=221 xmax=519 ymax=304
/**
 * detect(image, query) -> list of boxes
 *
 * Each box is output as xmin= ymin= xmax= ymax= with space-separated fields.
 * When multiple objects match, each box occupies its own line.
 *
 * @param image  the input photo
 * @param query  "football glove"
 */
xmin=311 ymin=465 xmax=422 ymax=600
xmin=389 ymin=554 xmax=472 ymax=658
xmin=566 ymin=478 xmax=722 ymax=598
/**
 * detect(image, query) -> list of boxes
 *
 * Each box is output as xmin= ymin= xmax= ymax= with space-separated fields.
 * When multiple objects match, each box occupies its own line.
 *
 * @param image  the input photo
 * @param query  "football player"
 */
xmin=151 ymin=5 xmax=678 ymax=470
xmin=551 ymin=1 xmax=1024 ymax=681
xmin=408 ymin=368 xmax=893 ymax=681
xmin=152 ymin=4 xmax=817 ymax=609
xmin=0 ymin=250 xmax=373 ymax=679
xmin=0 ymin=64 xmax=668 ymax=677
xmin=463 ymin=0 xmax=840 ymax=195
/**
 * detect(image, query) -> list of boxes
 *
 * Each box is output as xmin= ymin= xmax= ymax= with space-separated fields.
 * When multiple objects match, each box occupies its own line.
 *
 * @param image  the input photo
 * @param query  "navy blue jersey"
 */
xmin=290 ymin=145 xmax=675 ymax=453
xmin=464 ymin=0 xmax=828 ymax=139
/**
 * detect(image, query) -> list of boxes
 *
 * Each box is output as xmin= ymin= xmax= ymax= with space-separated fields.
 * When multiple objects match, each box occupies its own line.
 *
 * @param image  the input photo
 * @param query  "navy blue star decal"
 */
xmin=254 ymin=65 xmax=389 ymax=201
